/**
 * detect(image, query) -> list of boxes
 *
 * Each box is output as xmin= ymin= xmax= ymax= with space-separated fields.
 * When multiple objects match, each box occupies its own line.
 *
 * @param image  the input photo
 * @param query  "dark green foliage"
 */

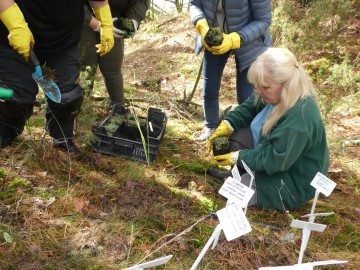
xmin=115 ymin=18 xmax=135 ymax=33
xmin=204 ymin=27 xmax=223 ymax=47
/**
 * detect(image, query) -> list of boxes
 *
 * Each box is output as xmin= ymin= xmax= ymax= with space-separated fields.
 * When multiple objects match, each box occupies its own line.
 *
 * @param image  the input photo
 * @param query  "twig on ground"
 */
xmin=138 ymin=215 xmax=210 ymax=264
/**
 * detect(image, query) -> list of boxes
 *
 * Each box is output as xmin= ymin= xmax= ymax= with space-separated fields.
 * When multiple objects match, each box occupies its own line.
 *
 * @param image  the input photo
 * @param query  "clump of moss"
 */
xmin=125 ymin=114 xmax=147 ymax=129
xmin=105 ymin=114 xmax=124 ymax=135
xmin=115 ymin=18 xmax=135 ymax=33
xmin=204 ymin=27 xmax=223 ymax=47
xmin=213 ymin=136 xmax=230 ymax=156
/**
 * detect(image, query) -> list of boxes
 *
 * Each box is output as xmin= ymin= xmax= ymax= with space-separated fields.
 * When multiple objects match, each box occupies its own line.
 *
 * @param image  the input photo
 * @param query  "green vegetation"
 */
xmin=117 ymin=17 xmax=135 ymax=33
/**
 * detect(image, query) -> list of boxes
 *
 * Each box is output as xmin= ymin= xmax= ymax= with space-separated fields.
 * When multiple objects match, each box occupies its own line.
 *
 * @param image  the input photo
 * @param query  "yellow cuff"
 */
xmin=195 ymin=18 xmax=209 ymax=35
xmin=229 ymin=32 xmax=241 ymax=49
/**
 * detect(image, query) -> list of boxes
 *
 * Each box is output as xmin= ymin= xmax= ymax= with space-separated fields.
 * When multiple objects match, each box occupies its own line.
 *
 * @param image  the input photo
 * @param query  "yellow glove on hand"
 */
xmin=0 ymin=4 xmax=34 ymax=61
xmin=211 ymin=32 xmax=241 ymax=55
xmin=93 ymin=4 xmax=114 ymax=56
xmin=213 ymin=151 xmax=239 ymax=166
xmin=195 ymin=18 xmax=211 ymax=51
xmin=208 ymin=120 xmax=234 ymax=153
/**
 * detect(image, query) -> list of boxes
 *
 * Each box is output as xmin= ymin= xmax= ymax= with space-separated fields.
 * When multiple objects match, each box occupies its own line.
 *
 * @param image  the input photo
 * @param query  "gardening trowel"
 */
xmin=29 ymin=49 xmax=61 ymax=103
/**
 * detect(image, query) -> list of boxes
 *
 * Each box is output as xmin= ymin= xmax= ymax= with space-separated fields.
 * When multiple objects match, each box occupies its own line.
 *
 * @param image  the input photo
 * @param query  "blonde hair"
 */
xmin=247 ymin=47 xmax=317 ymax=135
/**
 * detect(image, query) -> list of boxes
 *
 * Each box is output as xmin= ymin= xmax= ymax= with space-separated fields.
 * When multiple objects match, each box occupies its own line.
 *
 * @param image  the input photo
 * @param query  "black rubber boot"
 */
xmin=0 ymin=136 xmax=15 ymax=149
xmin=207 ymin=167 xmax=232 ymax=180
xmin=53 ymin=139 xmax=80 ymax=154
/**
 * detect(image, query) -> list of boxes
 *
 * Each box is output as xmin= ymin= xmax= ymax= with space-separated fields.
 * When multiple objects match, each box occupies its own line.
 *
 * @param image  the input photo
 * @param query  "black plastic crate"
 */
xmin=91 ymin=106 xmax=167 ymax=163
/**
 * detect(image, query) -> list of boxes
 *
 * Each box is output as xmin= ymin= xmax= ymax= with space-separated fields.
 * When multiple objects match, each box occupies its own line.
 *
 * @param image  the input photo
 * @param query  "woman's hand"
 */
xmin=213 ymin=151 xmax=240 ymax=166
xmin=211 ymin=32 xmax=241 ymax=55
xmin=207 ymin=120 xmax=234 ymax=152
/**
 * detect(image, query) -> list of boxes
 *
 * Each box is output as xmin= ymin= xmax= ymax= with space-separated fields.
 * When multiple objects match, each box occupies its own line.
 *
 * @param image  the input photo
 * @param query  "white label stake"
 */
xmin=219 ymin=177 xmax=255 ymax=208
xmin=310 ymin=172 xmax=336 ymax=197
xmin=216 ymin=204 xmax=252 ymax=241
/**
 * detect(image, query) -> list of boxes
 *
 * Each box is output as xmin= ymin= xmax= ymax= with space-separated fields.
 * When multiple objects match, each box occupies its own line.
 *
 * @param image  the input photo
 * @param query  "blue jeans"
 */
xmin=202 ymin=50 xmax=254 ymax=128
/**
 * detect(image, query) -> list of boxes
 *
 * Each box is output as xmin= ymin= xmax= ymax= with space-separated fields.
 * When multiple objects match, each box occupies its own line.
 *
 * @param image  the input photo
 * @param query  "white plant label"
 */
xmin=301 ymin=212 xmax=334 ymax=219
xmin=309 ymin=260 xmax=348 ymax=267
xmin=259 ymin=265 xmax=312 ymax=270
xmin=231 ymin=165 xmax=241 ymax=182
xmin=219 ymin=177 xmax=255 ymax=208
xmin=122 ymin=255 xmax=173 ymax=270
xmin=310 ymin=172 xmax=336 ymax=197
xmin=290 ymin=220 xmax=327 ymax=232
xmin=216 ymin=203 xmax=252 ymax=241
xmin=259 ymin=260 xmax=347 ymax=270
xmin=148 ymin=121 xmax=153 ymax=132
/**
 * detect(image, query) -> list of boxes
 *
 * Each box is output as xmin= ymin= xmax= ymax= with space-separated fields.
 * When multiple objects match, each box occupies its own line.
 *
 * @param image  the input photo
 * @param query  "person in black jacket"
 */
xmin=0 ymin=0 xmax=114 ymax=152
xmin=81 ymin=0 xmax=149 ymax=109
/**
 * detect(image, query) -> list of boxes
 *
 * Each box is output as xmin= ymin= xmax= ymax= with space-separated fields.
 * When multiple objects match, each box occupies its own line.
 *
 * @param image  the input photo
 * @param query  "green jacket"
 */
xmin=225 ymin=94 xmax=330 ymax=211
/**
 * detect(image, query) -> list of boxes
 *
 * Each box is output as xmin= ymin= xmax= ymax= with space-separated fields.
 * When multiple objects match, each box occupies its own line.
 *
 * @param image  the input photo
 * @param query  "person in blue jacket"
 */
xmin=190 ymin=0 xmax=272 ymax=141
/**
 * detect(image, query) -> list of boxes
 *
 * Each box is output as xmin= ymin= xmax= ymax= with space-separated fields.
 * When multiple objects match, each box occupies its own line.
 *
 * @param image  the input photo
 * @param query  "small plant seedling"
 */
xmin=204 ymin=27 xmax=223 ymax=47
xmin=105 ymin=114 xmax=124 ymax=135
xmin=115 ymin=18 xmax=135 ymax=33
xmin=213 ymin=136 xmax=230 ymax=156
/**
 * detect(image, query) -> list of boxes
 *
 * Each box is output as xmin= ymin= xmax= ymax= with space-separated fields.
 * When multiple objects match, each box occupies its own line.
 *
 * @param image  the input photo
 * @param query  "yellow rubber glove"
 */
xmin=213 ymin=151 xmax=239 ymax=166
xmin=195 ymin=18 xmax=211 ymax=51
xmin=211 ymin=32 xmax=241 ymax=55
xmin=208 ymin=120 xmax=234 ymax=153
xmin=0 ymin=3 xmax=34 ymax=61
xmin=93 ymin=4 xmax=114 ymax=56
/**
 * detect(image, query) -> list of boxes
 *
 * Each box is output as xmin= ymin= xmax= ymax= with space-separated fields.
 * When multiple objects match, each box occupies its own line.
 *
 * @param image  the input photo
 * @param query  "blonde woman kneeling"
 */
xmin=207 ymin=47 xmax=329 ymax=211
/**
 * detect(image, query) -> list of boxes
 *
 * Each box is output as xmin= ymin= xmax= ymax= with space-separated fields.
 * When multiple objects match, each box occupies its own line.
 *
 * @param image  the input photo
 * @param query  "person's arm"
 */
xmin=189 ymin=0 xmax=206 ymax=26
xmin=224 ymin=94 xmax=261 ymax=130
xmin=89 ymin=0 xmax=108 ymax=9
xmin=0 ymin=0 xmax=34 ymax=60
xmin=0 ymin=0 xmax=14 ymax=13
xmin=238 ymin=99 xmax=318 ymax=174
xmin=88 ymin=0 xmax=114 ymax=56
xmin=238 ymin=0 xmax=272 ymax=44
xmin=125 ymin=0 xmax=149 ymax=28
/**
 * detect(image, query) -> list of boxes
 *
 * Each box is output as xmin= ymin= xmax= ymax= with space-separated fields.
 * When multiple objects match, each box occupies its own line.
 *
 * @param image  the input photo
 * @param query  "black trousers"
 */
xmin=80 ymin=26 xmax=125 ymax=105
xmin=0 ymin=45 xmax=83 ymax=140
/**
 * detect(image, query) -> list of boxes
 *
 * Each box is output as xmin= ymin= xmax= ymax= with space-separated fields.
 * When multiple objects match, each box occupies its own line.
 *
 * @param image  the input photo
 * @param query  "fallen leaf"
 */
xmin=74 ymin=197 xmax=87 ymax=212
xmin=3 ymin=232 xmax=13 ymax=243
xmin=37 ymin=171 xmax=48 ymax=177
xmin=335 ymin=185 xmax=353 ymax=195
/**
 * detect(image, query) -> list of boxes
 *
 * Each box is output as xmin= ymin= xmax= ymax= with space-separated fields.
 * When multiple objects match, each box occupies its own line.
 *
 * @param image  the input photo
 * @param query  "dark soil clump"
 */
xmin=213 ymin=136 xmax=230 ymax=156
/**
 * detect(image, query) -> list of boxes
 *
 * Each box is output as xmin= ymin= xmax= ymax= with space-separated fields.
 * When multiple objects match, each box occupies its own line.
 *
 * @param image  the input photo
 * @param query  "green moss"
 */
xmin=7 ymin=177 xmax=31 ymax=190
xmin=204 ymin=27 xmax=223 ymax=47
xmin=116 ymin=18 xmax=135 ymax=33
xmin=0 ymin=169 xmax=8 ymax=178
